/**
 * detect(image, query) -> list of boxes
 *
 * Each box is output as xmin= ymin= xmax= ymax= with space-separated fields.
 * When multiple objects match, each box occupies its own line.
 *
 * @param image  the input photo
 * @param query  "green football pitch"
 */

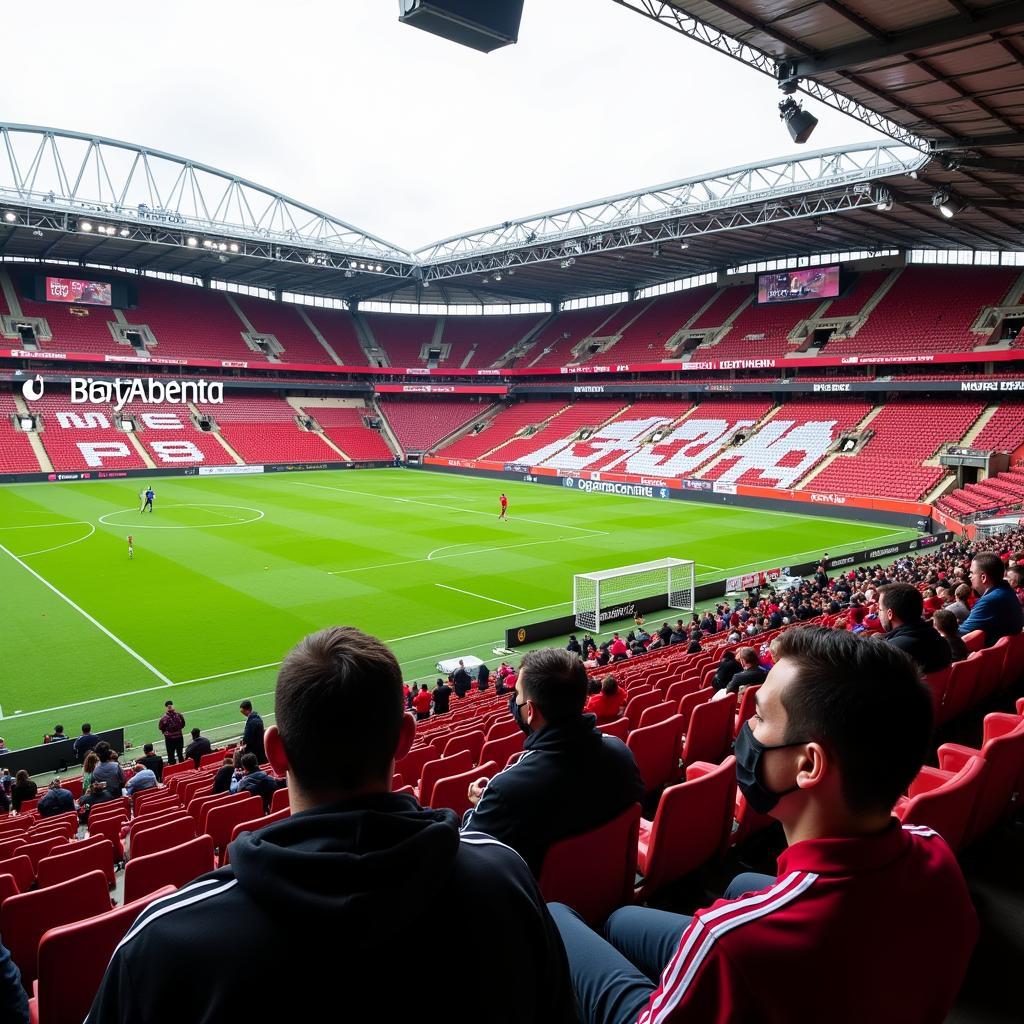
xmin=0 ymin=469 xmax=915 ymax=753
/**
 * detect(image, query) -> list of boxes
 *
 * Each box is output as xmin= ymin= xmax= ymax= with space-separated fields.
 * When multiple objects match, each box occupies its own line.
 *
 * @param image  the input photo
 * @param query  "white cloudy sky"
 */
xmin=3 ymin=0 xmax=886 ymax=249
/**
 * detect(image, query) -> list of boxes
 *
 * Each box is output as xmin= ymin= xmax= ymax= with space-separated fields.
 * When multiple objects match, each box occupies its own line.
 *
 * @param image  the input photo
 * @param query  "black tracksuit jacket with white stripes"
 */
xmin=87 ymin=792 xmax=575 ymax=1023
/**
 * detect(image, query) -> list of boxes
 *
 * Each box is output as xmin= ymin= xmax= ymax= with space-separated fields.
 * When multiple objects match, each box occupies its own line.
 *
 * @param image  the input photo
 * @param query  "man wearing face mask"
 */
xmin=549 ymin=626 xmax=978 ymax=1024
xmin=460 ymin=647 xmax=643 ymax=875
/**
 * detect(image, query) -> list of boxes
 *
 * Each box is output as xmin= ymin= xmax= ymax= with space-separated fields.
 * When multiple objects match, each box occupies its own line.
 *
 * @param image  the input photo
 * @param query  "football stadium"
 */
xmin=0 ymin=1 xmax=1023 ymax=1021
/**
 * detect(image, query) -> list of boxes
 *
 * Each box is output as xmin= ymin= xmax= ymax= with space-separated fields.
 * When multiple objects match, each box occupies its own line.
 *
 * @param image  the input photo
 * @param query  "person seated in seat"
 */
xmin=933 ymin=609 xmax=969 ymax=664
xmin=230 ymin=753 xmax=286 ymax=813
xmin=958 ymin=553 xmax=1024 ymax=644
xmin=877 ymin=583 xmax=951 ymax=675
xmin=37 ymin=778 xmax=75 ymax=818
xmin=549 ymin=626 xmax=978 ymax=1024
xmin=184 ymin=729 xmax=213 ymax=769
xmin=87 ymin=625 xmax=575 ymax=1024
xmin=134 ymin=743 xmax=165 ymax=782
xmin=724 ymin=646 xmax=767 ymax=695
xmin=212 ymin=754 xmax=236 ymax=795
xmin=126 ymin=762 xmax=159 ymax=800
xmin=10 ymin=770 xmax=37 ymax=813
xmin=78 ymin=780 xmax=113 ymax=823
xmin=585 ymin=675 xmax=627 ymax=725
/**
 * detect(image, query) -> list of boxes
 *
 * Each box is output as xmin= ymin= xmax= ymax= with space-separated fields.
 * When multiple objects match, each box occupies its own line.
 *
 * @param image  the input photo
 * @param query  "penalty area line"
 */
xmin=0 ymin=541 xmax=174 ymax=687
xmin=435 ymin=583 xmax=526 ymax=611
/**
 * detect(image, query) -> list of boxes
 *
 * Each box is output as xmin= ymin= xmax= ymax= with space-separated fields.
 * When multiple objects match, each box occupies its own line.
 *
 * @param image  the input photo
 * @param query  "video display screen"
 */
xmin=757 ymin=265 xmax=840 ymax=304
xmin=45 ymin=277 xmax=112 ymax=306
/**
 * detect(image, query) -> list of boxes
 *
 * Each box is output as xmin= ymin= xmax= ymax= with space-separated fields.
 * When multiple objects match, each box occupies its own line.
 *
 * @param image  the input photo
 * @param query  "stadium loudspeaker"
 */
xmin=398 ymin=0 xmax=524 ymax=53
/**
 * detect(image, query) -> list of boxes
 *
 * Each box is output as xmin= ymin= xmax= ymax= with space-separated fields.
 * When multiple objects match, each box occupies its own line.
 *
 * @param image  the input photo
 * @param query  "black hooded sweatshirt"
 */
xmin=87 ymin=792 xmax=575 ymax=1023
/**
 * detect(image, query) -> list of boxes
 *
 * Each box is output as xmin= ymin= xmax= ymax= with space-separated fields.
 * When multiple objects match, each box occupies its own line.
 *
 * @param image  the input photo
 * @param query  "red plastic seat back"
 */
xmin=0 ymin=856 xmax=34 ymax=895
xmin=442 ymin=729 xmax=485 ymax=764
xmin=417 ymin=751 xmax=472 ymax=804
xmin=205 ymin=795 xmax=263 ymax=861
xmin=943 ymin=656 xmax=981 ymax=722
xmin=734 ymin=684 xmax=761 ymax=738
xmin=623 ymin=690 xmax=660 ymax=729
xmin=678 ymin=687 xmax=713 ymax=731
xmin=0 ymin=870 xmax=110 ymax=987
xmin=973 ymin=645 xmax=1004 ymax=703
xmin=479 ymin=731 xmax=523 ymax=771
xmin=898 ymin=756 xmax=986 ymax=854
xmin=21 ymin=836 xmax=70 ymax=873
xmin=682 ymin=698 xmax=736 ymax=767
xmin=394 ymin=745 xmax=436 ymax=785
xmin=962 ymin=629 xmax=986 ymax=654
xmin=966 ymin=717 xmax=1024 ymax=844
xmin=123 ymin=835 xmax=216 ymax=904
xmin=538 ymin=803 xmax=641 ymax=926
xmin=0 ymin=837 xmax=27 ymax=862
xmin=626 ymin=715 xmax=685 ymax=793
xmin=430 ymin=762 xmax=498 ymax=818
xmin=637 ymin=701 xmax=676 ymax=730
xmin=270 ymin=786 xmax=290 ymax=813
xmin=596 ymin=718 xmax=629 ymax=742
xmin=34 ymin=886 xmax=176 ymax=1024
xmin=131 ymin=816 xmax=198 ymax=860
xmin=37 ymin=837 xmax=116 ymax=889
xmin=922 ymin=667 xmax=951 ymax=724
xmin=0 ymin=873 xmax=17 ymax=907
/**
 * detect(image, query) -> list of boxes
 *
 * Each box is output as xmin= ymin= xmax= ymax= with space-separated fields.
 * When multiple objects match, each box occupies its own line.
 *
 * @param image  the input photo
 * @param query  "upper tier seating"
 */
xmin=971 ymin=405 xmax=1024 ymax=452
xmin=483 ymin=400 xmax=626 ymax=462
xmin=821 ymin=270 xmax=890 ymax=318
xmin=378 ymin=398 xmax=492 ymax=451
xmin=16 ymin=291 xmax=123 ymax=356
xmin=600 ymin=287 xmax=718 ymax=364
xmin=437 ymin=400 xmax=568 ymax=460
xmin=706 ymin=290 xmax=813 ymax=360
xmin=528 ymin=308 xmax=618 ymax=367
xmin=303 ymin=308 xmax=371 ymax=365
xmin=826 ymin=267 xmax=1018 ymax=355
xmin=438 ymin=315 xmax=542 ymax=368
xmin=689 ymin=286 xmax=749 ymax=330
xmin=297 ymin=405 xmax=393 ymax=461
xmin=809 ymin=401 xmax=985 ymax=500
xmin=363 ymin=314 xmax=438 ymax=366
xmin=234 ymin=297 xmax=336 ymax=364
xmin=0 ymin=392 xmax=42 ymax=472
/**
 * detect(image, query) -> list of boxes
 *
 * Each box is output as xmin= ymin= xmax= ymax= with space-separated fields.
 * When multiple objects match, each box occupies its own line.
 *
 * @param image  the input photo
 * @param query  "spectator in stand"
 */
xmin=158 ymin=700 xmax=186 ymax=765
xmin=712 ymin=650 xmax=741 ymax=692
xmin=725 ymin=647 xmax=768 ymax=695
xmin=566 ymin=636 xmax=582 ymax=656
xmin=550 ymin=626 xmax=977 ymax=1024
xmin=933 ymin=609 xmax=969 ymax=664
xmin=126 ymin=763 xmax=159 ymax=800
xmin=495 ymin=665 xmax=515 ymax=695
xmin=686 ymin=631 xmax=703 ymax=655
xmin=585 ymin=675 xmax=627 ymax=725
xmin=239 ymin=700 xmax=266 ymax=764
xmin=412 ymin=684 xmax=433 ymax=721
xmin=921 ymin=588 xmax=943 ymax=617
xmin=657 ymin=622 xmax=673 ymax=646
xmin=452 ymin=661 xmax=473 ymax=699
xmin=461 ymin=647 xmax=643 ymax=875
xmin=88 ymin=625 xmax=574 ymax=1023
xmin=959 ymin=553 xmax=1024 ymax=644
xmin=212 ymin=754 xmax=237 ymax=795
xmin=1007 ymin=565 xmax=1024 ymax=609
xmin=74 ymin=722 xmax=99 ymax=763
xmin=0 ymin=738 xmax=8 ymax=756
xmin=432 ymin=677 xmax=452 ymax=715
xmin=700 ymin=611 xmax=716 ymax=635
xmin=0 ymin=768 xmax=10 ymax=796
xmin=669 ymin=623 xmax=686 ymax=645
xmin=1 ymin=936 xmax=28 ymax=1024
xmin=92 ymin=742 xmax=126 ymax=798
xmin=609 ymin=633 xmax=628 ymax=662
xmin=11 ymin=770 xmax=37 ymax=812
xmin=77 ymin=780 xmax=113 ymax=822
xmin=81 ymin=750 xmax=100 ymax=793
xmin=135 ymin=743 xmax=164 ymax=782
xmin=877 ymin=584 xmax=951 ymax=675
xmin=184 ymin=729 xmax=213 ymax=768
xmin=37 ymin=778 xmax=75 ymax=818
xmin=477 ymin=663 xmax=490 ymax=692
xmin=231 ymin=752 xmax=286 ymax=813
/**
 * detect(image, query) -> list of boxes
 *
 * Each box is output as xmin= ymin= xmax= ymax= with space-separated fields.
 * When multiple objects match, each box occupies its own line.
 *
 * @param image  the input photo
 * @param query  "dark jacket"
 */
xmin=136 ymin=754 xmax=164 ymax=782
xmin=432 ymin=684 xmax=452 ymax=716
xmin=242 ymin=712 xmax=266 ymax=764
xmin=713 ymin=657 xmax=741 ymax=691
xmin=477 ymin=664 xmax=490 ymax=690
xmin=78 ymin=787 xmax=115 ymax=820
xmin=726 ymin=666 xmax=768 ymax=695
xmin=236 ymin=770 xmax=286 ymax=813
xmin=958 ymin=581 xmax=1024 ymax=645
xmin=93 ymin=761 xmax=126 ymax=798
xmin=158 ymin=710 xmax=185 ymax=740
xmin=212 ymin=764 xmax=235 ymax=795
xmin=452 ymin=668 xmax=472 ymax=698
xmin=11 ymin=780 xmax=37 ymax=813
xmin=184 ymin=737 xmax=213 ymax=768
xmin=461 ymin=712 xmax=644 ymax=876
xmin=884 ymin=621 xmax=953 ymax=675
xmin=73 ymin=732 xmax=99 ymax=763
xmin=0 ymin=938 xmax=27 ymax=1024
xmin=86 ymin=794 xmax=575 ymax=1024
xmin=38 ymin=786 xmax=76 ymax=818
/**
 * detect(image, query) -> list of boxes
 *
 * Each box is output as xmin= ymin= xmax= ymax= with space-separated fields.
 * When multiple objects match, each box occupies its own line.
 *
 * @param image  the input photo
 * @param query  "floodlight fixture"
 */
xmin=778 ymin=96 xmax=817 ymax=144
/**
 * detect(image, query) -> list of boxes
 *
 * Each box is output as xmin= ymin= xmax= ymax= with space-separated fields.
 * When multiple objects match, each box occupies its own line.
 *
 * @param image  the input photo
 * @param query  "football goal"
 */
xmin=573 ymin=558 xmax=695 ymax=633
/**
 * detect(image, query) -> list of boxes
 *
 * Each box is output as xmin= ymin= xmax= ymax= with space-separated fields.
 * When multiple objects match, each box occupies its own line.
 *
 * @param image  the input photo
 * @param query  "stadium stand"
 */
xmin=437 ymin=399 xmax=567 ymax=460
xmin=599 ymin=286 xmax=718 ymax=363
xmin=483 ymin=399 xmax=626 ymax=462
xmin=302 ymin=307 xmax=371 ymax=365
xmin=234 ymin=297 xmax=338 ymax=364
xmin=118 ymin=401 xmax=236 ymax=468
xmin=15 ymin=289 xmax=122 ymax=357
xmin=362 ymin=313 xmax=438 ymax=366
xmin=296 ymin=404 xmax=393 ymax=461
xmin=526 ymin=307 xmax=618 ymax=367
xmin=28 ymin=394 xmax=148 ymax=472
xmin=436 ymin=314 xmax=543 ymax=368
xmin=969 ymin=404 xmax=1024 ymax=453
xmin=0 ymin=392 xmax=42 ymax=472
xmin=377 ymin=397 xmax=492 ymax=452
xmin=703 ymin=289 xmax=814 ymax=360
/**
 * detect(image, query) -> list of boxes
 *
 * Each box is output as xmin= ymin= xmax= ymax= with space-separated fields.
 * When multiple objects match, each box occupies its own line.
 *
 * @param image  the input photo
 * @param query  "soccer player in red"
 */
xmin=498 ymin=493 xmax=509 ymax=521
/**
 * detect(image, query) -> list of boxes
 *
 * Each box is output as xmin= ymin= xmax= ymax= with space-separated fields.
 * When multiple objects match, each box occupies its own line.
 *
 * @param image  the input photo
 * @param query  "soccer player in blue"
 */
xmin=141 ymin=487 xmax=155 ymax=514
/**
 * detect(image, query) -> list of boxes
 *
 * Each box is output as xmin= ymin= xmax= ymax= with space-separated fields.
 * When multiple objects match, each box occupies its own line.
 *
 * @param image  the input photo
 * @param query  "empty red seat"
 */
xmin=637 ymin=701 xmax=676 ymax=730
xmin=681 ymin=698 xmax=736 ymax=768
xmin=417 ymin=751 xmax=473 ymax=805
xmin=538 ymin=803 xmax=641 ymax=926
xmin=430 ymin=762 xmax=498 ymax=818
xmin=939 ymin=656 xmax=981 ymax=723
xmin=627 ymin=715 xmax=685 ymax=793
xmin=123 ymin=835 xmax=216 ymax=904
xmin=131 ymin=816 xmax=198 ymax=860
xmin=0 ymin=856 xmax=34 ymax=895
xmin=894 ymin=755 xmax=986 ymax=855
xmin=270 ymin=787 xmax=290 ymax=813
xmin=20 ymin=837 xmax=70 ymax=874
xmin=478 ymin=731 xmax=523 ymax=770
xmin=635 ymin=757 xmax=737 ymax=901
xmin=0 ymin=873 xmax=18 ymax=907
xmin=36 ymin=837 xmax=116 ymax=889
xmin=962 ymin=630 xmax=986 ymax=654
xmin=394 ymin=746 xmax=437 ymax=786
xmin=442 ymin=730 xmax=485 ymax=764
xmin=204 ymin=795 xmax=264 ymax=865
xmin=596 ymin=718 xmax=630 ymax=742
xmin=85 ymin=815 xmax=125 ymax=863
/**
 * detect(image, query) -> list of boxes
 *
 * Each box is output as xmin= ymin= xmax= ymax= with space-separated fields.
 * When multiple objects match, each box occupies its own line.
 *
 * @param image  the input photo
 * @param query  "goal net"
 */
xmin=573 ymin=558 xmax=695 ymax=634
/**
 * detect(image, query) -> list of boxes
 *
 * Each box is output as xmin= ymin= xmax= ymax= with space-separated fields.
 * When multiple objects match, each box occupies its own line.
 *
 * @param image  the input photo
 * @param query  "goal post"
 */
xmin=573 ymin=557 xmax=695 ymax=634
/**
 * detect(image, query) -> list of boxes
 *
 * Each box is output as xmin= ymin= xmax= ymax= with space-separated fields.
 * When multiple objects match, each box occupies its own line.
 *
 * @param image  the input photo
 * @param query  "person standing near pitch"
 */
xmin=498 ymin=493 xmax=508 ymax=521
xmin=127 ymin=535 xmax=134 ymax=561
xmin=140 ymin=486 xmax=155 ymax=513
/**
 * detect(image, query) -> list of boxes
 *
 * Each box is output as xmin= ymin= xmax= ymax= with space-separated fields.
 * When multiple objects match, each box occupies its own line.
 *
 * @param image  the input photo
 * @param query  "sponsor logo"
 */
xmin=21 ymin=375 xmax=44 ymax=401
xmin=573 ymin=386 xmax=606 ymax=393
xmin=523 ymin=474 xmax=539 ymax=483
xmin=103 ymin=353 xmax=150 ymax=363
xmin=401 ymin=385 xmax=455 ymax=393
xmin=574 ymin=479 xmax=656 ymax=498
xmin=810 ymin=493 xmax=848 ymax=505
xmin=69 ymin=377 xmax=224 ymax=413
xmin=919 ymin=534 xmax=940 ymax=547
xmin=713 ymin=482 xmax=737 ymax=495
xmin=639 ymin=477 xmax=669 ymax=486
xmin=679 ymin=362 xmax=716 ymax=372
xmin=97 ymin=471 xmax=129 ymax=479
xmin=476 ymin=370 xmax=501 ymax=376
xmin=517 ymin=628 xmax=527 ymax=643
xmin=680 ymin=479 xmax=713 ymax=492
xmin=812 ymin=383 xmax=851 ymax=392
xmin=599 ymin=602 xmax=636 ymax=623
xmin=220 ymin=360 xmax=248 ymax=368
xmin=999 ymin=380 xmax=1024 ymax=391
xmin=707 ymin=383 xmax=734 ymax=392
xmin=867 ymin=545 xmax=900 ymax=559
xmin=829 ymin=555 xmax=857 ymax=568
xmin=961 ymin=381 xmax=998 ymax=392
xmin=841 ymin=356 xmax=860 ymax=364
xmin=719 ymin=358 xmax=776 ymax=370
xmin=406 ymin=368 xmax=430 ymax=375
xmin=12 ymin=349 xmax=66 ymax=359
xmin=563 ymin=477 xmax=576 ymax=488
xmin=197 ymin=464 xmax=265 ymax=476
xmin=52 ymin=472 xmax=89 ymax=481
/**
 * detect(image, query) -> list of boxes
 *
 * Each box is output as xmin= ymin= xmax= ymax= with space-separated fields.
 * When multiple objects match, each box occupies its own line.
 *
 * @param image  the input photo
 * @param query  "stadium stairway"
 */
xmin=793 ymin=405 xmax=885 ymax=490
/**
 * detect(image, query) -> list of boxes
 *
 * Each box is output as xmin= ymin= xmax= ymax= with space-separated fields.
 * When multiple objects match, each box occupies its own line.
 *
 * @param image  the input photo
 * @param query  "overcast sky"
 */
xmin=3 ymin=0 xmax=887 ymax=250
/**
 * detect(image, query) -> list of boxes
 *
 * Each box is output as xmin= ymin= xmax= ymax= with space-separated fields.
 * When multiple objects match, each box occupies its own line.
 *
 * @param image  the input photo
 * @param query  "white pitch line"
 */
xmin=0 ymin=541 xmax=174 ymax=686
xmin=435 ymin=583 xmax=526 ymax=611
xmin=177 ymin=661 xmax=283 ymax=686
xmin=0 ymin=520 xmax=93 ymax=531
xmin=293 ymin=480 xmax=607 ymax=536
xmin=19 ymin=523 xmax=97 ymax=558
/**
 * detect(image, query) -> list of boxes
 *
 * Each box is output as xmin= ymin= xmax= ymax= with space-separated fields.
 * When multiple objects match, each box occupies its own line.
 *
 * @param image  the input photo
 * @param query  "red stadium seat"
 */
xmin=36 ymin=837 xmax=116 ymax=889
xmin=941 ymin=656 xmax=981 ymax=723
xmin=192 ymin=792 xmax=234 ymax=830
xmin=478 ymin=731 xmax=523 ymax=770
xmin=962 ymin=629 xmax=986 ymax=654
xmin=430 ymin=762 xmax=498 ymax=818
xmin=417 ymin=751 xmax=472 ymax=805
xmin=0 ymin=873 xmax=18 ymax=907
xmin=0 ymin=856 xmax=34 ymax=895
xmin=922 ymin=668 xmax=951 ymax=724
xmin=204 ymin=795 xmax=263 ymax=865
xmin=538 ymin=803 xmax=641 ymax=926
xmin=126 ymin=808 xmax=188 ymax=844
xmin=596 ymin=718 xmax=630 ymax=742
xmin=626 ymin=715 xmax=685 ymax=793
xmin=394 ymin=746 xmax=437 ymax=786
xmin=30 ymin=886 xmax=176 ymax=1024
xmin=623 ymin=690 xmax=661 ymax=729
xmin=681 ymin=698 xmax=735 ymax=768
xmin=85 ymin=815 xmax=126 ymax=864
xmin=270 ymin=786 xmax=290 ymax=813
xmin=130 ymin=816 xmax=198 ymax=860
xmin=635 ymin=757 xmax=737 ymax=901
xmin=894 ymin=755 xmax=986 ymax=855
xmin=123 ymin=835 xmax=216 ymax=904
xmin=20 ymin=837 xmax=70 ymax=874
xmin=637 ymin=701 xmax=676 ymax=730
xmin=0 ymin=837 xmax=27 ymax=862
xmin=228 ymin=808 xmax=290 ymax=846
xmin=441 ymin=729 xmax=485 ymax=764
xmin=734 ymin=684 xmax=761 ymax=738
xmin=678 ymin=686 xmax=713 ymax=730
xmin=0 ymin=870 xmax=111 ymax=988
xmin=486 ymin=718 xmax=522 ymax=742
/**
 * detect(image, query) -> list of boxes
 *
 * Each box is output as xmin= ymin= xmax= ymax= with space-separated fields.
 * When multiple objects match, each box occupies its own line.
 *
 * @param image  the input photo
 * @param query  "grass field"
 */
xmin=0 ymin=468 xmax=916 ymax=753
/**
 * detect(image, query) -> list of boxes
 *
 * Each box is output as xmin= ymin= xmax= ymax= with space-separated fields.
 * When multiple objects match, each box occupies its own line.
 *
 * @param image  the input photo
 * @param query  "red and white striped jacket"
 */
xmin=638 ymin=822 xmax=977 ymax=1024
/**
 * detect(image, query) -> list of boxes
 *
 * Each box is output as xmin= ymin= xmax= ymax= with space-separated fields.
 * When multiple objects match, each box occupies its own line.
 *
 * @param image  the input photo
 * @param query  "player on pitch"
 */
xmin=498 ymin=493 xmax=508 ymax=521
xmin=127 ymin=534 xmax=134 ymax=560
xmin=141 ymin=486 xmax=155 ymax=514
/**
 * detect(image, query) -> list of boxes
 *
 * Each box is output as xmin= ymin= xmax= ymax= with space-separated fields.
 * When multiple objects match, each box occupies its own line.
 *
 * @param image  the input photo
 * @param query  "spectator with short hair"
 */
xmin=550 ymin=626 xmax=978 ymax=1024
xmin=933 ymin=609 xmax=969 ymax=664
xmin=412 ymin=684 xmax=432 ymax=721
xmin=712 ymin=650 xmax=741 ymax=692
xmin=87 ymin=625 xmax=575 ymax=1023
xmin=239 ymin=700 xmax=266 ymax=763
xmin=451 ymin=661 xmax=473 ymax=699
xmin=212 ymin=754 xmax=236 ymax=795
xmin=11 ymin=770 xmax=37 ymax=812
xmin=461 ymin=647 xmax=643 ymax=874
xmin=230 ymin=752 xmax=286 ymax=813
xmin=77 ymin=780 xmax=114 ymax=822
xmin=877 ymin=583 xmax=951 ymax=674
xmin=92 ymin=742 xmax=126 ymax=798
xmin=158 ymin=700 xmax=186 ymax=765
xmin=432 ymin=677 xmax=452 ymax=715
xmin=37 ymin=778 xmax=75 ymax=818
xmin=126 ymin=762 xmax=159 ymax=799
xmin=959 ymin=553 xmax=1024 ymax=643
xmin=44 ymin=724 xmax=66 ymax=744
xmin=725 ymin=646 xmax=767 ymax=695
xmin=1006 ymin=565 xmax=1024 ymax=610
xmin=135 ymin=743 xmax=164 ymax=781
xmin=584 ymin=675 xmax=626 ymax=724
xmin=74 ymin=723 xmax=99 ymax=763
xmin=0 ymin=738 xmax=8 ymax=757
xmin=184 ymin=728 xmax=213 ymax=769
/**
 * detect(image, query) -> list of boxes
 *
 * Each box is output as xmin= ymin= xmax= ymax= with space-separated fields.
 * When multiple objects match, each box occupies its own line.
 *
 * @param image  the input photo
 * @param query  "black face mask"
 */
xmin=509 ymin=695 xmax=531 ymax=736
xmin=733 ymin=722 xmax=811 ymax=815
